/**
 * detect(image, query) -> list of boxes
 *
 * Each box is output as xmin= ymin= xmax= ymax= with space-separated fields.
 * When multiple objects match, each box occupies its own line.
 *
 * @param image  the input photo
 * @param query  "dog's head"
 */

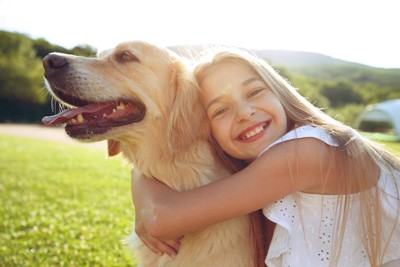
xmin=42 ymin=41 xmax=208 ymax=157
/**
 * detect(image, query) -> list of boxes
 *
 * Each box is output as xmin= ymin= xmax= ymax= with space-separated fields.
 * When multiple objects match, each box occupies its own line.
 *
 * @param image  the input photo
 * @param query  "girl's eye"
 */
xmin=212 ymin=107 xmax=229 ymax=118
xmin=248 ymin=88 xmax=264 ymax=97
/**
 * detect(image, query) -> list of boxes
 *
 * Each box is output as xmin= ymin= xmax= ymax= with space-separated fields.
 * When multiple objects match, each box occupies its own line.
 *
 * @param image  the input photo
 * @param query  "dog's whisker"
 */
xmin=50 ymin=97 xmax=57 ymax=113
xmin=53 ymin=100 xmax=68 ymax=113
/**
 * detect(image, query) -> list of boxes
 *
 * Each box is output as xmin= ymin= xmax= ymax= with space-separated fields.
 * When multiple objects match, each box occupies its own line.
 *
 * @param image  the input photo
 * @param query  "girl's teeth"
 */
xmin=243 ymin=125 xmax=264 ymax=140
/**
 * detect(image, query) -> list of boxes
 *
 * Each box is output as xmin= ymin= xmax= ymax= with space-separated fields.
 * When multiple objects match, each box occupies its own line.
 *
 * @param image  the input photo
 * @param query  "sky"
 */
xmin=1 ymin=0 xmax=399 ymax=69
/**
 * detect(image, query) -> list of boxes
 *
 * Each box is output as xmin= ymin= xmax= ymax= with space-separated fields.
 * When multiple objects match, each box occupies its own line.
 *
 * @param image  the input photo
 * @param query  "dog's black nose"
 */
xmin=43 ymin=54 xmax=69 ymax=78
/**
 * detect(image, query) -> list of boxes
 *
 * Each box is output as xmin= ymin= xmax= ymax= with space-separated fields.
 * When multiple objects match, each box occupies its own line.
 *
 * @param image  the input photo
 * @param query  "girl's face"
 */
xmin=200 ymin=61 xmax=288 ymax=162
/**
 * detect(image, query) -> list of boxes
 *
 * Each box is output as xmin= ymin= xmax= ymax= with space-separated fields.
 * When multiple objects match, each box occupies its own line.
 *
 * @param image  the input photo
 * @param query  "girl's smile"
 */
xmin=199 ymin=61 xmax=288 ymax=162
xmin=236 ymin=120 xmax=270 ymax=142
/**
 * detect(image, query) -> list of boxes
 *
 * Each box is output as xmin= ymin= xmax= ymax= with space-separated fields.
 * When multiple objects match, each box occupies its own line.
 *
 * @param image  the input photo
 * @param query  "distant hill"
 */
xmin=171 ymin=44 xmax=398 ymax=70
xmin=170 ymin=45 xmax=400 ymax=89
xmin=253 ymin=50 xmax=400 ymax=87
xmin=254 ymin=50 xmax=354 ymax=68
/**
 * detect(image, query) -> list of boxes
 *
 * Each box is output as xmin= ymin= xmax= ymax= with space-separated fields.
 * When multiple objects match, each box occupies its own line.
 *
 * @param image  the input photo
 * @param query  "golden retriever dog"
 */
xmin=42 ymin=41 xmax=261 ymax=266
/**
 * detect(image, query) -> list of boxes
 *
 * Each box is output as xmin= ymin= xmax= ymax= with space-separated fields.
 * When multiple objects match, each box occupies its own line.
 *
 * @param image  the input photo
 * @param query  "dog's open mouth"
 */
xmin=42 ymin=100 xmax=146 ymax=139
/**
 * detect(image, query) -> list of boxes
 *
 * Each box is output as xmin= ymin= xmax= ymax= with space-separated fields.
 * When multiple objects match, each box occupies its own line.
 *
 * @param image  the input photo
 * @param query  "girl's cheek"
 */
xmin=210 ymin=123 xmax=222 ymax=138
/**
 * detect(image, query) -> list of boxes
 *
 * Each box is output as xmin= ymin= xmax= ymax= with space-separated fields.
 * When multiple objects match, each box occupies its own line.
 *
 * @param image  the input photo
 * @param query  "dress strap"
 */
xmin=257 ymin=125 xmax=338 ymax=158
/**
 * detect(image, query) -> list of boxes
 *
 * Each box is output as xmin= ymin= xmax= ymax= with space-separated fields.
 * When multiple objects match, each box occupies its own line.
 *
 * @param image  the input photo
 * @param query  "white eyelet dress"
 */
xmin=258 ymin=126 xmax=400 ymax=267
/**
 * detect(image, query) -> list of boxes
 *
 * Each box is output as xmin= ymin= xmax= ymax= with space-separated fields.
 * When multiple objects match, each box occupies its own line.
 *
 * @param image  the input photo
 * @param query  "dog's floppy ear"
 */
xmin=107 ymin=139 xmax=122 ymax=157
xmin=167 ymin=62 xmax=209 ymax=151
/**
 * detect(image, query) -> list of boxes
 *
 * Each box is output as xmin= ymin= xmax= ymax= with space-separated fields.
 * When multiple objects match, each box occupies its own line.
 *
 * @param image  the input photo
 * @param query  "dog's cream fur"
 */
xmin=43 ymin=41 xmax=256 ymax=266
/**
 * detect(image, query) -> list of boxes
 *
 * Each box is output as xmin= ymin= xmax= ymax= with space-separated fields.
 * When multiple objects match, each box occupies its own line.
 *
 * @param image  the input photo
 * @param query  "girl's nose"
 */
xmin=235 ymin=102 xmax=256 ymax=122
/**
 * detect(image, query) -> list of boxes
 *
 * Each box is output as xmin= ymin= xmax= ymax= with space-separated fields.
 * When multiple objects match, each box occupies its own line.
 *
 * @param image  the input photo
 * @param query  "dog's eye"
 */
xmin=116 ymin=51 xmax=140 ymax=63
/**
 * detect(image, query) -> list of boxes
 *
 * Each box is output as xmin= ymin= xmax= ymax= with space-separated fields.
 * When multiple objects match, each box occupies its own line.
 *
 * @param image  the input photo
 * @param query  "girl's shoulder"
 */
xmin=258 ymin=125 xmax=338 ymax=158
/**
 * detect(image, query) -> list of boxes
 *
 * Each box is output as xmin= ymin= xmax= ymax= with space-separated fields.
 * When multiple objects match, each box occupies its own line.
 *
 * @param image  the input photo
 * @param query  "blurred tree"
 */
xmin=71 ymin=44 xmax=96 ymax=57
xmin=327 ymin=103 xmax=366 ymax=126
xmin=0 ymin=31 xmax=45 ymax=104
xmin=33 ymin=39 xmax=95 ymax=58
xmin=32 ymin=38 xmax=69 ymax=58
xmin=293 ymin=76 xmax=330 ymax=109
xmin=357 ymin=83 xmax=400 ymax=104
xmin=320 ymin=81 xmax=363 ymax=107
xmin=271 ymin=65 xmax=330 ymax=109
xmin=0 ymin=31 xmax=97 ymax=122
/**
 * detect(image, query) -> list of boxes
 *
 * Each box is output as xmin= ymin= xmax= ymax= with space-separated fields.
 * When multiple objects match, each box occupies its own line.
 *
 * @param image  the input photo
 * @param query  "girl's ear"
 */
xmin=107 ymin=139 xmax=121 ymax=157
xmin=166 ymin=64 xmax=209 ymax=151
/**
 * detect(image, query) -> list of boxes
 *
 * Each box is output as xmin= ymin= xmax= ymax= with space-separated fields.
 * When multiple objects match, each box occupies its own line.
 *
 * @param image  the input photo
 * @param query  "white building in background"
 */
xmin=355 ymin=99 xmax=400 ymax=141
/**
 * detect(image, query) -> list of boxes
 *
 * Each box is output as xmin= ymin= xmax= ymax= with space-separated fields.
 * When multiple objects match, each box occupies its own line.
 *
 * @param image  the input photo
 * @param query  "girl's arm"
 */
xmin=133 ymin=138 xmax=335 ymax=240
xmin=131 ymin=170 xmax=182 ymax=258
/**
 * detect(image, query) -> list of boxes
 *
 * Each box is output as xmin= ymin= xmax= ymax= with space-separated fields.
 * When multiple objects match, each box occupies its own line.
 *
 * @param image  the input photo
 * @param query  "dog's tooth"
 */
xmin=71 ymin=118 xmax=77 ymax=124
xmin=113 ymin=108 xmax=116 ymax=113
xmin=77 ymin=113 xmax=84 ymax=123
xmin=117 ymin=102 xmax=125 ymax=110
xmin=103 ymin=113 xmax=107 ymax=117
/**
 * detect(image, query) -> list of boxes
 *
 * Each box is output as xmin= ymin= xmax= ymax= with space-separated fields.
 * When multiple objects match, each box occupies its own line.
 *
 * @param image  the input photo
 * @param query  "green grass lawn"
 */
xmin=0 ymin=135 xmax=137 ymax=267
xmin=1 ymin=134 xmax=399 ymax=267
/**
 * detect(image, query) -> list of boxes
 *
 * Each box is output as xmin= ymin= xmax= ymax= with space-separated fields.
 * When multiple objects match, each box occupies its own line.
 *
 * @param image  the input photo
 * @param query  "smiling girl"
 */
xmin=132 ymin=48 xmax=400 ymax=267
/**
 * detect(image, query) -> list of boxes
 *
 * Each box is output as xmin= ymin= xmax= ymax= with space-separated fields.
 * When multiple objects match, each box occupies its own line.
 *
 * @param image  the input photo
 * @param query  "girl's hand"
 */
xmin=131 ymin=169 xmax=182 ymax=257
xmin=135 ymin=207 xmax=182 ymax=258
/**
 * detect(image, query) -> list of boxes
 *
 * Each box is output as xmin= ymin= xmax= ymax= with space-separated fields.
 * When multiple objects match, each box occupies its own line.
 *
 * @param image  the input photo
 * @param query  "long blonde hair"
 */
xmin=193 ymin=47 xmax=400 ymax=266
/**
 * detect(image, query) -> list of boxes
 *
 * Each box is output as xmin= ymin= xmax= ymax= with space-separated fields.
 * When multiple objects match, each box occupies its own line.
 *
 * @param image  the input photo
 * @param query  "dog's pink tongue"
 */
xmin=42 ymin=103 xmax=115 ymax=126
